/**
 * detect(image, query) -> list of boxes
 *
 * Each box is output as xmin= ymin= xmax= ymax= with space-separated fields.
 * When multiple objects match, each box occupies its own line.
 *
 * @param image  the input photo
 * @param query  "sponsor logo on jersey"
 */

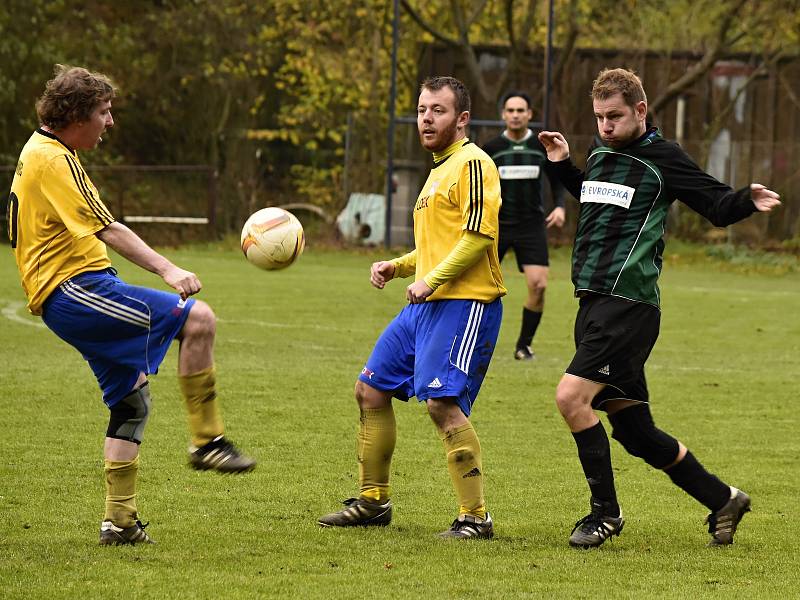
xmin=580 ymin=181 xmax=635 ymax=209
xmin=498 ymin=165 xmax=540 ymax=180
xmin=415 ymin=181 xmax=439 ymax=211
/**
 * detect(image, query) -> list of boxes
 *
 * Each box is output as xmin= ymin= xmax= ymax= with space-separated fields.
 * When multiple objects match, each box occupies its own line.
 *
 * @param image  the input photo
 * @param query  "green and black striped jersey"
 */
xmin=551 ymin=127 xmax=757 ymax=307
xmin=483 ymin=130 xmax=564 ymax=226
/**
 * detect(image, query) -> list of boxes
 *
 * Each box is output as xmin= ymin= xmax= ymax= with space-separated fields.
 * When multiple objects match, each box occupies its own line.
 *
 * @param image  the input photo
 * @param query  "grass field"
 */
xmin=0 ymin=242 xmax=798 ymax=599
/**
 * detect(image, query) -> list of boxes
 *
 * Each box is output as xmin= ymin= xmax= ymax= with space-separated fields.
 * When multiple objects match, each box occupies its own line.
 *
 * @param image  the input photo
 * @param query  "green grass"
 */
xmin=0 ymin=243 xmax=798 ymax=599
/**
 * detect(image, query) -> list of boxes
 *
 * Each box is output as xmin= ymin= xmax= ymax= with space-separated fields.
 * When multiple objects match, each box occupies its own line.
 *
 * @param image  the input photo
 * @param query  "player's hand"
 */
xmin=370 ymin=261 xmax=396 ymax=289
xmin=750 ymin=183 xmax=781 ymax=212
xmin=538 ymin=131 xmax=570 ymax=162
xmin=163 ymin=266 xmax=202 ymax=300
xmin=406 ymin=280 xmax=433 ymax=304
xmin=545 ymin=206 xmax=566 ymax=228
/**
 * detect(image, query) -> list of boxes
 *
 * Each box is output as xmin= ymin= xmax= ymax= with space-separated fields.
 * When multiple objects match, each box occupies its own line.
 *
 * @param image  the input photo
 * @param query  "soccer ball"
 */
xmin=240 ymin=207 xmax=305 ymax=270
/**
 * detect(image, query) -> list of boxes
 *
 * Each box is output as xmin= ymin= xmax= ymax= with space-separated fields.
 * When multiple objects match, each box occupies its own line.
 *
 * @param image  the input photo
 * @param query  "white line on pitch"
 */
xmin=217 ymin=317 xmax=373 ymax=332
xmin=1 ymin=301 xmax=46 ymax=329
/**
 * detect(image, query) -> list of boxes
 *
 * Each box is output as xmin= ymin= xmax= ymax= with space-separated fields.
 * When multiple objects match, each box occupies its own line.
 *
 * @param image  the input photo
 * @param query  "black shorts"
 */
xmin=566 ymin=294 xmax=660 ymax=409
xmin=498 ymin=219 xmax=548 ymax=271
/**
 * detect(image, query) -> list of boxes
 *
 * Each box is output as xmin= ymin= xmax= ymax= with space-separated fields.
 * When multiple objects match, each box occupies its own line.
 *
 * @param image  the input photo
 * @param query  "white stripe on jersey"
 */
xmin=61 ymin=280 xmax=150 ymax=328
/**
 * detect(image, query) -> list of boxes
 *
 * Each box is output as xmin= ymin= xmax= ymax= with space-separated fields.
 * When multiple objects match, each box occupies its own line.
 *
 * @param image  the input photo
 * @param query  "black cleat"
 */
xmin=99 ymin=519 xmax=155 ymax=546
xmin=569 ymin=498 xmax=624 ymax=548
xmin=189 ymin=436 xmax=256 ymax=473
xmin=707 ymin=487 xmax=751 ymax=546
xmin=318 ymin=497 xmax=392 ymax=527
xmin=438 ymin=512 xmax=494 ymax=540
xmin=514 ymin=345 xmax=535 ymax=361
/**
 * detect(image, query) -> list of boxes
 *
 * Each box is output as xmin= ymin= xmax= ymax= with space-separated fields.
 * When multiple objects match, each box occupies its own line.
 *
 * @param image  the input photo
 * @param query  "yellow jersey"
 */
xmin=413 ymin=139 xmax=506 ymax=302
xmin=8 ymin=129 xmax=114 ymax=315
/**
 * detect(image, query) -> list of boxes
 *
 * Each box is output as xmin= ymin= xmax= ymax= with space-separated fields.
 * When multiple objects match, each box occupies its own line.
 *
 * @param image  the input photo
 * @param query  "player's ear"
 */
xmin=635 ymin=101 xmax=647 ymax=121
xmin=458 ymin=110 xmax=470 ymax=128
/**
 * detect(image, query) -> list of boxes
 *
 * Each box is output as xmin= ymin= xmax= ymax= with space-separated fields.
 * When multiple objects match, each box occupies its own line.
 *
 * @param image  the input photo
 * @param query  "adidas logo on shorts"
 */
xmin=598 ymin=364 xmax=610 ymax=376
xmin=428 ymin=377 xmax=443 ymax=389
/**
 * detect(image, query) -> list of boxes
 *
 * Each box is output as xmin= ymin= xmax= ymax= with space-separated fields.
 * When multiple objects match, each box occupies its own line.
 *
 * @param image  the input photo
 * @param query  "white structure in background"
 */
xmin=337 ymin=193 xmax=386 ymax=245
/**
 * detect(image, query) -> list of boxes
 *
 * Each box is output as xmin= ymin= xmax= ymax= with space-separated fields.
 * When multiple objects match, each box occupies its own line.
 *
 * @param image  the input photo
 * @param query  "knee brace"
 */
xmin=107 ymin=382 xmax=152 ymax=444
xmin=608 ymin=403 xmax=679 ymax=469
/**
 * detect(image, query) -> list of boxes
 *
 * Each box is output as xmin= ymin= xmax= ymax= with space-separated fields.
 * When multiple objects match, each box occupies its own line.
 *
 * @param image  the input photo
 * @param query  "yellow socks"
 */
xmin=178 ymin=366 xmax=224 ymax=447
xmin=104 ymin=456 xmax=139 ymax=527
xmin=358 ymin=406 xmax=396 ymax=503
xmin=441 ymin=422 xmax=486 ymax=519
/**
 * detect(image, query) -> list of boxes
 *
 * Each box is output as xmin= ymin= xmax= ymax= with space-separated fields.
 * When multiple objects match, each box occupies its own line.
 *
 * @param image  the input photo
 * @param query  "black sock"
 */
xmin=572 ymin=421 xmax=619 ymax=514
xmin=664 ymin=451 xmax=730 ymax=511
xmin=517 ymin=308 xmax=542 ymax=349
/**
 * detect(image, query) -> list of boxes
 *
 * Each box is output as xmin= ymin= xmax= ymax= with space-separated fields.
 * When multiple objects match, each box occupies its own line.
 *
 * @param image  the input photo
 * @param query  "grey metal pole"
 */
xmin=544 ymin=0 xmax=555 ymax=128
xmin=385 ymin=0 xmax=399 ymax=248
xmin=343 ymin=111 xmax=352 ymax=203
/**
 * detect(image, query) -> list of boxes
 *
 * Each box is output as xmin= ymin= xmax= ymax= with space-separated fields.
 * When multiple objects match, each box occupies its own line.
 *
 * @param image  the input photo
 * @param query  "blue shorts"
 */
xmin=41 ymin=268 xmax=194 ymax=407
xmin=358 ymin=298 xmax=502 ymax=416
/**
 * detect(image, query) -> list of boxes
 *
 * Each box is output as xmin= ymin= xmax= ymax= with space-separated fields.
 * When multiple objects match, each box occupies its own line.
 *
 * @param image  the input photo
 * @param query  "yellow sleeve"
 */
xmin=390 ymin=249 xmax=417 ymax=278
xmin=423 ymin=231 xmax=492 ymax=290
xmin=455 ymin=156 xmax=501 ymax=239
xmin=42 ymin=154 xmax=114 ymax=239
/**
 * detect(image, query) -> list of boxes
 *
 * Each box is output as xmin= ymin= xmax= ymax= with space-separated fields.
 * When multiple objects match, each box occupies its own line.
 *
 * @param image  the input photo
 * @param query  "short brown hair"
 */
xmin=36 ymin=65 xmax=116 ymax=130
xmin=591 ymin=68 xmax=647 ymax=108
xmin=420 ymin=76 xmax=471 ymax=114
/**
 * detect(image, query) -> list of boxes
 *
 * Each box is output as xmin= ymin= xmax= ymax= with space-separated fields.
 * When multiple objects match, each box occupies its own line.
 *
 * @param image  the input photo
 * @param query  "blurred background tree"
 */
xmin=1 ymin=0 xmax=797 ymax=244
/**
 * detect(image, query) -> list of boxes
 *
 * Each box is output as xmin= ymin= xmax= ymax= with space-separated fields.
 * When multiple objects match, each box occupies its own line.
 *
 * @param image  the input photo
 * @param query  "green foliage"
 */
xmin=1 ymin=245 xmax=799 ymax=598
xmin=702 ymin=243 xmax=800 ymax=274
xmin=1 ymin=0 xmax=797 ymax=238
xmin=665 ymin=239 xmax=800 ymax=275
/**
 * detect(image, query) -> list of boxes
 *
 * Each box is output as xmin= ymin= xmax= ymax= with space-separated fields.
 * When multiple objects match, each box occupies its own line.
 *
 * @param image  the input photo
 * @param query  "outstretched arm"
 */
xmin=96 ymin=222 xmax=202 ymax=299
xmin=750 ymin=183 xmax=781 ymax=212
xmin=663 ymin=146 xmax=781 ymax=226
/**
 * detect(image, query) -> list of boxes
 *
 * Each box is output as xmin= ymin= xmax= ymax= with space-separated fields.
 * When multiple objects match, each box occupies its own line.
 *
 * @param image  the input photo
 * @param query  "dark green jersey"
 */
xmin=551 ymin=127 xmax=757 ymax=307
xmin=483 ymin=130 xmax=564 ymax=225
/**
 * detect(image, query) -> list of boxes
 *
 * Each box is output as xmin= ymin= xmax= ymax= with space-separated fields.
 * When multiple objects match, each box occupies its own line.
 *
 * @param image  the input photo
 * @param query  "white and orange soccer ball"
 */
xmin=240 ymin=207 xmax=305 ymax=270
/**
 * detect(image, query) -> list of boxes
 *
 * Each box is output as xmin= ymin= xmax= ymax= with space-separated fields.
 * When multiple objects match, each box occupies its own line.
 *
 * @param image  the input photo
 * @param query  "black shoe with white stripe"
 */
xmin=99 ymin=519 xmax=155 ymax=546
xmin=318 ymin=497 xmax=392 ymax=527
xmin=189 ymin=436 xmax=256 ymax=473
xmin=438 ymin=512 xmax=494 ymax=539
xmin=706 ymin=487 xmax=751 ymax=546
xmin=514 ymin=345 xmax=535 ymax=361
xmin=569 ymin=498 xmax=624 ymax=548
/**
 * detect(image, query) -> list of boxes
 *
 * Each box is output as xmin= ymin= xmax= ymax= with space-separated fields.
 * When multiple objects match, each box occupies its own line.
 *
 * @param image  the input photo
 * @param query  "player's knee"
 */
xmin=555 ymin=381 xmax=585 ymax=420
xmin=608 ymin=404 xmax=679 ymax=469
xmin=185 ymin=300 xmax=216 ymax=337
xmin=355 ymin=380 xmax=389 ymax=409
xmin=426 ymin=400 xmax=447 ymax=429
xmin=354 ymin=380 xmax=369 ymax=405
xmin=107 ymin=383 xmax=152 ymax=444
xmin=426 ymin=398 xmax=464 ymax=432
xmin=529 ymin=278 xmax=547 ymax=296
